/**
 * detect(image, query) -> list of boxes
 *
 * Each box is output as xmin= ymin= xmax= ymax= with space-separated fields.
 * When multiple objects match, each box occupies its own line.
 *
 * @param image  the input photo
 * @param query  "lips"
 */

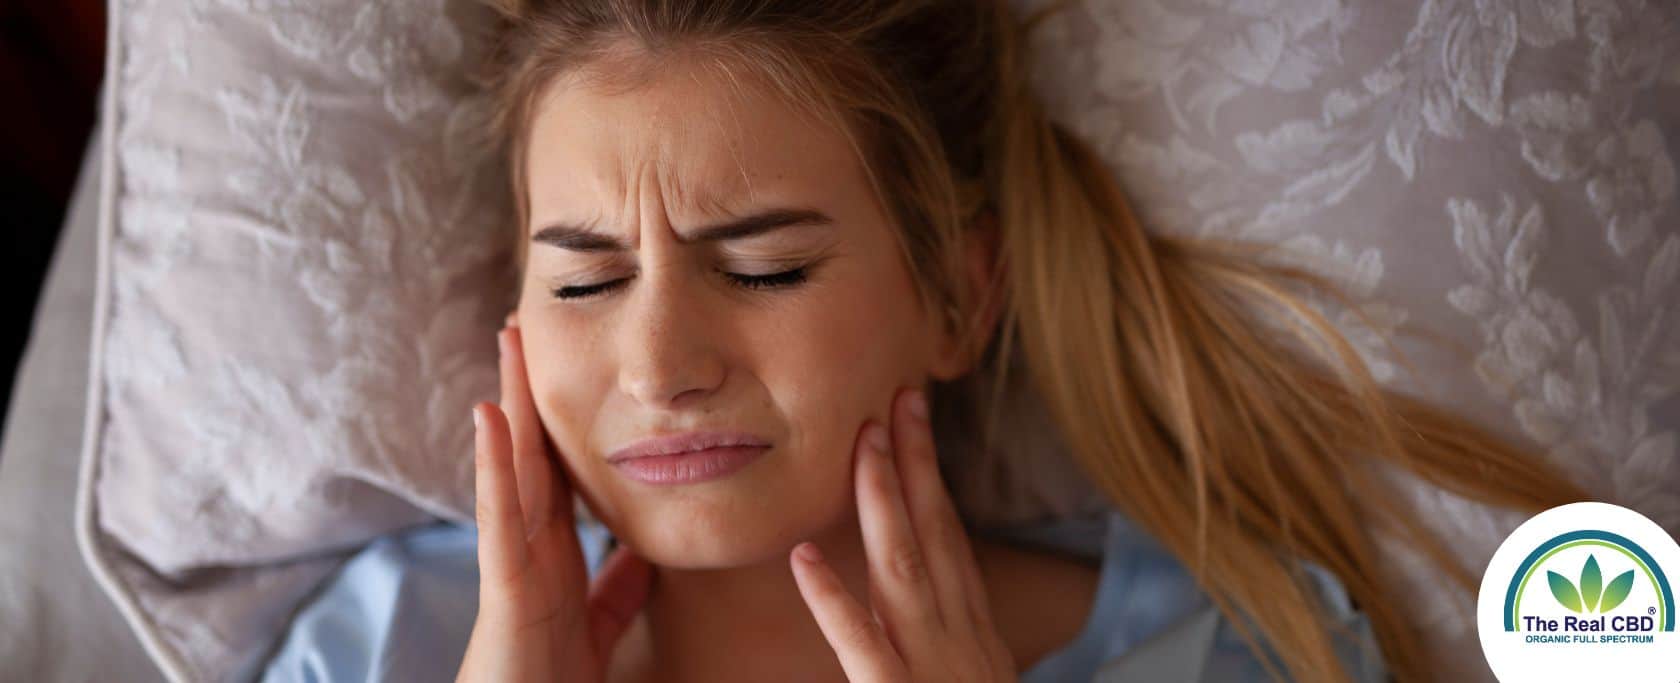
xmin=607 ymin=431 xmax=771 ymax=462
xmin=607 ymin=431 xmax=771 ymax=486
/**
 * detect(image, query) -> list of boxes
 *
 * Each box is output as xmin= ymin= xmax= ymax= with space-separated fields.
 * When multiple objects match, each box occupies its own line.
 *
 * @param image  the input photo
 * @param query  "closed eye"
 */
xmin=726 ymin=267 xmax=808 ymax=291
xmin=550 ymin=278 xmax=629 ymax=300
xmin=550 ymin=267 xmax=809 ymax=301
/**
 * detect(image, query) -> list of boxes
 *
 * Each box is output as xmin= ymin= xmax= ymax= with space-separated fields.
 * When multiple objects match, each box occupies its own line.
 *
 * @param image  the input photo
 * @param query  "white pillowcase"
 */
xmin=77 ymin=1 xmax=508 ymax=679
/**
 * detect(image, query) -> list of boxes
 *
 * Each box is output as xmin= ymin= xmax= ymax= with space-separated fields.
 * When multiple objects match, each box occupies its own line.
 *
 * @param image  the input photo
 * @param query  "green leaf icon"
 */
xmin=1549 ymin=570 xmax=1583 ymax=612
xmin=1600 ymin=570 xmax=1635 ymax=613
xmin=1581 ymin=555 xmax=1603 ymax=612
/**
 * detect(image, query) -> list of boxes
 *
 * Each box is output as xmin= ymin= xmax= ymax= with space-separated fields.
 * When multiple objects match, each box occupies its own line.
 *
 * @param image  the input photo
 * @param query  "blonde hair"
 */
xmin=478 ymin=1 xmax=1590 ymax=680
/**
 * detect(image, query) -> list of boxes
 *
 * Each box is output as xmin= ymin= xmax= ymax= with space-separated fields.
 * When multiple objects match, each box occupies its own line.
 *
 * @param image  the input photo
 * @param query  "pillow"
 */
xmin=1021 ymin=1 xmax=1679 ymax=679
xmin=80 ymin=0 xmax=1680 ymax=681
xmin=77 ymin=0 xmax=509 ymax=680
xmin=0 ymin=131 xmax=160 ymax=683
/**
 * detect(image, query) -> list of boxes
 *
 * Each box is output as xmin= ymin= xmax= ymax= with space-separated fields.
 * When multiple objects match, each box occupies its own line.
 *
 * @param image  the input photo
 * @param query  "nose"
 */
xmin=614 ymin=264 xmax=728 ymax=409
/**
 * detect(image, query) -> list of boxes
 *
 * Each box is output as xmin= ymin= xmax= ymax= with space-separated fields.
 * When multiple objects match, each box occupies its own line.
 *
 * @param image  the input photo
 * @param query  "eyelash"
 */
xmin=549 ymin=267 xmax=810 ymax=300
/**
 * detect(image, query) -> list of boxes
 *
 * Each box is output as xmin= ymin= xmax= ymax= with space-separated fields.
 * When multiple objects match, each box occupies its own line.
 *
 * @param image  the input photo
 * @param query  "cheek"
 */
xmin=764 ymin=259 xmax=931 ymax=469
xmin=516 ymin=318 xmax=618 ymax=511
xmin=776 ymin=282 xmax=922 ymax=402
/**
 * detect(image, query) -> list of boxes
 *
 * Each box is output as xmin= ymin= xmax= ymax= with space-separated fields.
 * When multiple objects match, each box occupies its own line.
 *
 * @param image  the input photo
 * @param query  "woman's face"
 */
xmin=517 ymin=60 xmax=961 ymax=569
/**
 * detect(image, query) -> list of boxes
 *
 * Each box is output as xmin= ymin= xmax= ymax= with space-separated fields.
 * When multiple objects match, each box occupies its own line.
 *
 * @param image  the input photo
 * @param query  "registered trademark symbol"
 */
xmin=1649 ymin=606 xmax=1657 ymax=615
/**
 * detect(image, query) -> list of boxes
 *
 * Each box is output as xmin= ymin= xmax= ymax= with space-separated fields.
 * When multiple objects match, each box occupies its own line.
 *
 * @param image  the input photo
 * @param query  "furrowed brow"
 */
xmin=531 ymin=207 xmax=833 ymax=252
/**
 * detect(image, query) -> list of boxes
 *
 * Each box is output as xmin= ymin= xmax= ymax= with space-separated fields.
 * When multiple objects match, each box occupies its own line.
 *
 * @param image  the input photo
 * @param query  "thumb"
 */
xmin=585 ymin=545 xmax=654 ymax=663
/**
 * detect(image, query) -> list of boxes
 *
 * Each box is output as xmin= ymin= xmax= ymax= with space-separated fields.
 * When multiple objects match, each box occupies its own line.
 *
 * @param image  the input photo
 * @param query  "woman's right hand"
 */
xmin=456 ymin=316 xmax=653 ymax=683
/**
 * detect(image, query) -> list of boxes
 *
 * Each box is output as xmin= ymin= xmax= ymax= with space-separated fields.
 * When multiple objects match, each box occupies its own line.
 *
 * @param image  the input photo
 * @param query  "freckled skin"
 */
xmin=516 ymin=58 xmax=951 ymax=571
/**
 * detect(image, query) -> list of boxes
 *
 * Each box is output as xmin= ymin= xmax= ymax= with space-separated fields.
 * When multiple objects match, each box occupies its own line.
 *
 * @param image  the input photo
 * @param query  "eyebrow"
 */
xmin=531 ymin=207 xmax=835 ymax=252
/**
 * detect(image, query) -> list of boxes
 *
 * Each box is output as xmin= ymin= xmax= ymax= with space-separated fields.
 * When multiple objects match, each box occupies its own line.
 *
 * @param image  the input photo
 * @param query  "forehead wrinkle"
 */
xmin=702 ymin=58 xmax=760 ymax=208
xmin=651 ymin=66 xmax=759 ymax=223
xmin=613 ymin=38 xmax=770 ymax=213
xmin=531 ymin=49 xmax=839 ymax=246
xmin=654 ymin=137 xmax=734 ymax=223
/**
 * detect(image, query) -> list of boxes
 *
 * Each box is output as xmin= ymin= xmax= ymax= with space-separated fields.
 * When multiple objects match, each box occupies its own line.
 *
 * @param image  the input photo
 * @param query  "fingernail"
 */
xmin=795 ymin=542 xmax=823 ymax=564
xmin=472 ymin=404 xmax=483 ymax=428
xmin=496 ymin=329 xmax=508 ymax=358
xmin=865 ymin=422 xmax=890 ymax=453
xmin=906 ymin=389 xmax=929 ymax=422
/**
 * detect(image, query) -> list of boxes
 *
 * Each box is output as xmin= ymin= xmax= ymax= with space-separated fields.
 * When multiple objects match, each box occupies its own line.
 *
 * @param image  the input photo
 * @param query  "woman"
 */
xmin=267 ymin=1 xmax=1588 ymax=681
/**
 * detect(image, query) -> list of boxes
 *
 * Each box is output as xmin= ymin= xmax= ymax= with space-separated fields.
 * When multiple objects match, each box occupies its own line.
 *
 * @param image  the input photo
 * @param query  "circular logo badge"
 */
xmin=1477 ymin=502 xmax=1680 ymax=681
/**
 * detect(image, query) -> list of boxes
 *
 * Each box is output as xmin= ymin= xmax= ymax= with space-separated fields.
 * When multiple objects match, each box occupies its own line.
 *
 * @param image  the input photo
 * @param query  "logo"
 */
xmin=1478 ymin=502 xmax=1680 ymax=681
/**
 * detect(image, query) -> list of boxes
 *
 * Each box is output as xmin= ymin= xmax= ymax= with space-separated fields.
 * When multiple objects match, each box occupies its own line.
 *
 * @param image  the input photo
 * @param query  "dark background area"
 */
xmin=0 ymin=1 xmax=105 ymax=426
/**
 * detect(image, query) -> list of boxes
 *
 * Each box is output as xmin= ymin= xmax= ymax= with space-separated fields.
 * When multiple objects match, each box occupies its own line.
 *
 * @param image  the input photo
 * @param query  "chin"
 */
xmin=611 ymin=490 xmax=848 ymax=570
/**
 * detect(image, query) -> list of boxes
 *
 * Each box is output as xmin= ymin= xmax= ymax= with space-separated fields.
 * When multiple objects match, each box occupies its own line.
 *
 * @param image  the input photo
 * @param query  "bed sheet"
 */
xmin=0 ymin=122 xmax=163 ymax=682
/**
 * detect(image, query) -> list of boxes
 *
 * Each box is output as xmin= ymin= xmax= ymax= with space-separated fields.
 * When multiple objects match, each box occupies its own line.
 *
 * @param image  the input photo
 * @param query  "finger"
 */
xmin=791 ymin=542 xmax=911 ymax=683
xmin=855 ymin=420 xmax=944 ymax=645
xmin=473 ymin=402 xmax=528 ymax=587
xmin=499 ymin=325 xmax=559 ymax=534
xmin=586 ymin=546 xmax=653 ymax=664
xmin=893 ymin=389 xmax=1012 ymax=674
xmin=890 ymin=388 xmax=981 ymax=635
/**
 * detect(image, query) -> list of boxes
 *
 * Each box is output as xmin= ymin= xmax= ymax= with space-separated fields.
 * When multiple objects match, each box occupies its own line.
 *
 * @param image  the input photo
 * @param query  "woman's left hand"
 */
xmin=789 ymin=387 xmax=1018 ymax=682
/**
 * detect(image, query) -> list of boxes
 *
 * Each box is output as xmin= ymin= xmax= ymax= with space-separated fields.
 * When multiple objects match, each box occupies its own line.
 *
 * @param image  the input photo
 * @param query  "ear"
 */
xmin=928 ymin=210 xmax=1004 ymax=382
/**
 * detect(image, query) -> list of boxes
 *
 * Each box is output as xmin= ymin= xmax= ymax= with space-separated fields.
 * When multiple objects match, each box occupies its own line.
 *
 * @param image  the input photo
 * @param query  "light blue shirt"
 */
xmin=261 ymin=509 xmax=1387 ymax=682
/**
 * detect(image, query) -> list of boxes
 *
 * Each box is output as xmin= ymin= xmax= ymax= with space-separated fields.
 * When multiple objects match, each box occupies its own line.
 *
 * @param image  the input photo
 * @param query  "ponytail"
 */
xmin=483 ymin=1 xmax=1592 ymax=678
xmin=973 ymin=3 xmax=1592 ymax=680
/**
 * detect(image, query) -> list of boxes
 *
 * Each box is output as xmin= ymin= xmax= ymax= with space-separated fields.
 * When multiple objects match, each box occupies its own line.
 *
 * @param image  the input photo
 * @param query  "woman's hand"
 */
xmin=456 ymin=315 xmax=653 ymax=683
xmin=789 ymin=387 xmax=1017 ymax=682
